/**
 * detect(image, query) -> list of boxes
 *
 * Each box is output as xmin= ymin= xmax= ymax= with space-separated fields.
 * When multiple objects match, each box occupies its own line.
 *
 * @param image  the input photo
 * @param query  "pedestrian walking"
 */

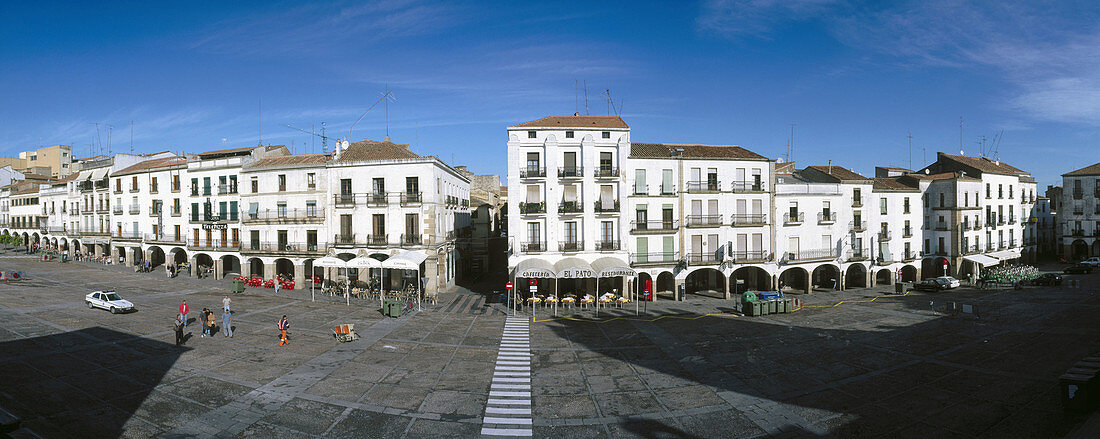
xmin=222 ymin=309 xmax=233 ymax=337
xmin=174 ymin=314 xmax=185 ymax=346
xmin=206 ymin=308 xmax=216 ymax=336
xmin=222 ymin=295 xmax=231 ymax=313
xmin=274 ymin=278 xmax=281 ymax=295
xmin=179 ymin=300 xmax=189 ymax=328
xmin=199 ymin=307 xmax=209 ymax=337
xmin=278 ymin=315 xmax=289 ymax=346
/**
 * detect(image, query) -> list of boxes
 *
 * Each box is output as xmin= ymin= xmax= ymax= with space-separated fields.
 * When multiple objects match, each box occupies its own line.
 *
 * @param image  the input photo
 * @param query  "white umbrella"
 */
xmin=313 ymin=256 xmax=349 ymax=305
xmin=347 ymin=256 xmax=383 ymax=307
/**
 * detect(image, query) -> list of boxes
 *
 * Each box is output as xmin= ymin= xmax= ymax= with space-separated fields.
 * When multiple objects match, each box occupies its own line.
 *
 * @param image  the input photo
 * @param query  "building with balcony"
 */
xmin=1059 ymin=162 xmax=1100 ymax=259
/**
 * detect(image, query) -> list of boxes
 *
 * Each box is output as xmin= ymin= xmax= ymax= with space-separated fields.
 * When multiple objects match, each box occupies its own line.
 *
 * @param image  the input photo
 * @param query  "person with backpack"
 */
xmin=173 ymin=314 xmax=185 ymax=346
xmin=278 ymin=315 xmax=290 ymax=346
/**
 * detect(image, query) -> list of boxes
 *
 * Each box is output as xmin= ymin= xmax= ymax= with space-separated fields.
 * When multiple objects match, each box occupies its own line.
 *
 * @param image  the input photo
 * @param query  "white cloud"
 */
xmin=696 ymin=0 xmax=841 ymax=38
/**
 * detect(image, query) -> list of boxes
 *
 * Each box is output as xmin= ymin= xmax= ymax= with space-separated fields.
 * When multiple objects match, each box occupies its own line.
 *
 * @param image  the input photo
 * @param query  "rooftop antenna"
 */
xmin=922 ymin=147 xmax=927 ymax=166
xmin=382 ymin=85 xmax=398 ymax=139
xmin=130 ymin=120 xmax=134 ymax=155
xmin=349 ymin=90 xmax=394 ymax=142
xmin=415 ymin=121 xmax=419 ymax=155
xmin=583 ymin=80 xmax=590 ymax=116
xmin=258 ymin=97 xmax=262 ymax=146
xmin=89 ymin=123 xmax=101 ymax=156
xmin=789 ymin=123 xmax=797 ymax=162
xmin=907 ymin=130 xmax=912 ymax=170
xmin=106 ymin=124 xmax=113 ymax=155
xmin=990 ymin=129 xmax=1004 ymax=160
xmin=958 ymin=116 xmax=963 ymax=155
xmin=575 ymin=79 xmax=579 ymax=115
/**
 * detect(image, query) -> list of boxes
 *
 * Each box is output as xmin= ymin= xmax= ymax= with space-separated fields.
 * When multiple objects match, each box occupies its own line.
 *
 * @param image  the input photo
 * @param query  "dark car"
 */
xmin=1064 ymin=264 xmax=1094 ymax=274
xmin=912 ymin=279 xmax=948 ymax=292
xmin=1030 ymin=273 xmax=1062 ymax=286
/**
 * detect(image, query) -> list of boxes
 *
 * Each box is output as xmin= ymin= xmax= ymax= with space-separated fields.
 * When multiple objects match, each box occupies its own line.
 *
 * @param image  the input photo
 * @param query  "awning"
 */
xmin=554 ymin=257 xmax=595 ymax=278
xmin=85 ymin=167 xmax=109 ymax=180
xmin=989 ymin=249 xmax=1022 ymax=261
xmin=248 ymin=203 xmax=259 ymax=214
xmin=346 ymin=255 xmax=382 ymax=269
xmin=514 ymin=258 xmax=555 ymax=278
xmin=313 ymin=256 xmax=347 ymax=268
xmin=963 ymin=254 xmax=1000 ymax=267
xmin=383 ymin=250 xmax=428 ymax=270
xmin=590 ymin=257 xmax=635 ymax=277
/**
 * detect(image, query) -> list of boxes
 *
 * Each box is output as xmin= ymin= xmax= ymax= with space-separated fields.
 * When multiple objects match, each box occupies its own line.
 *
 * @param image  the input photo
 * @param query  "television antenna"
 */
xmin=382 ymin=87 xmax=397 ymax=138
xmin=349 ymin=90 xmax=395 ymax=142
xmin=602 ymin=89 xmax=624 ymax=116
xmin=284 ymin=123 xmax=329 ymax=153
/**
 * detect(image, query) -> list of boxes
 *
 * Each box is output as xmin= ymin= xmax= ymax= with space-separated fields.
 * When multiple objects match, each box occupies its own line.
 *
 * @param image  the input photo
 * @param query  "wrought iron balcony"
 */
xmin=334 ymin=194 xmax=357 ymax=207
xmin=519 ymin=202 xmax=545 ymax=214
xmin=365 ymin=193 xmax=388 ymax=206
xmin=130 ymin=186 xmax=140 ymax=193
xmin=594 ymin=167 xmax=619 ymax=178
xmin=685 ymin=215 xmax=723 ymax=227
xmin=659 ymin=185 xmax=676 ymax=196
xmin=192 ymin=239 xmax=242 ymax=251
xmin=244 ymin=208 xmax=324 ymax=224
xmin=784 ymin=212 xmax=804 ymax=225
xmin=112 ymin=206 xmax=122 ymax=215
xmin=878 ymin=231 xmax=892 ymax=241
xmin=401 ymin=192 xmax=423 ymax=206
xmin=785 ymin=249 xmax=838 ymax=263
xmin=730 ymin=251 xmax=770 ymax=263
xmin=818 ymin=212 xmax=835 ymax=224
xmin=129 ymin=205 xmax=140 ymax=215
xmin=558 ymin=241 xmax=584 ymax=252
xmin=846 ymin=248 xmax=870 ymax=262
xmin=241 ymin=242 xmax=319 ymax=254
xmin=935 ymin=223 xmax=949 ymax=231
xmin=557 ymin=166 xmax=583 ymax=179
xmin=558 ymin=201 xmax=583 ymax=214
xmin=730 ymin=180 xmax=766 ymax=192
xmin=594 ymin=240 xmax=620 ymax=251
xmin=903 ymin=250 xmax=921 ymax=261
xmin=333 ymin=234 xmax=357 ymax=246
xmin=685 ymin=180 xmax=721 ymax=193
xmin=594 ymin=200 xmax=620 ymax=213
xmin=521 ymin=241 xmax=547 ymax=253
xmin=145 ymin=233 xmax=185 ymax=244
xmin=365 ymin=234 xmax=389 ymax=247
xmin=849 ymin=220 xmax=866 ymax=232
xmin=148 ymin=207 xmax=161 ymax=217
xmin=400 ymin=234 xmax=424 ymax=247
xmin=731 ymin=214 xmax=767 ymax=227
xmin=171 ymin=207 xmax=181 ymax=217
xmin=903 ymin=227 xmax=913 ymax=238
xmin=852 ymin=197 xmax=863 ymax=208
xmin=632 ymin=184 xmax=649 ymax=196
xmin=630 ymin=251 xmax=679 ymax=266
xmin=519 ymin=167 xmax=546 ymax=179
xmin=630 ymin=220 xmax=679 ymax=234
xmin=688 ymin=252 xmax=721 ymax=265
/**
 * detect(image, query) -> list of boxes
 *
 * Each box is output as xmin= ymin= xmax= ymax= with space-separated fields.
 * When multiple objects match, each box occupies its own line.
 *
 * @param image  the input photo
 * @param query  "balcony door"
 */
xmin=340 ymin=179 xmax=352 ymax=195
xmin=278 ymin=230 xmax=288 ymax=250
xmin=340 ymin=215 xmax=352 ymax=240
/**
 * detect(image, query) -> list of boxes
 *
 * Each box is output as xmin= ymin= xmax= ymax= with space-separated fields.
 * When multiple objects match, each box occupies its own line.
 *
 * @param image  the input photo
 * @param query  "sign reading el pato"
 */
xmin=558 ymin=267 xmax=596 ymax=278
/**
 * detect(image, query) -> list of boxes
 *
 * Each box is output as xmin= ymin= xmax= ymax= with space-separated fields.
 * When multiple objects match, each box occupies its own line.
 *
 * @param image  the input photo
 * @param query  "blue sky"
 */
xmin=2 ymin=0 xmax=1098 ymax=190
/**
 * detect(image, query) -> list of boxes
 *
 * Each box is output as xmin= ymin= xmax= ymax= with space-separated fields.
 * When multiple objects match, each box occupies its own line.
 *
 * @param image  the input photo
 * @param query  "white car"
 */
xmin=85 ymin=290 xmax=135 ymax=314
xmin=1081 ymin=257 xmax=1100 ymax=267
xmin=935 ymin=276 xmax=961 ymax=289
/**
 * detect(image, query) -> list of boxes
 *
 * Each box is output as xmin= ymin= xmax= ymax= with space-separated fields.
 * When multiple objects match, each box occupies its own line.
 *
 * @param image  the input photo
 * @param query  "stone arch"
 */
xmin=932 ymin=257 xmax=950 ymax=277
xmin=655 ymin=271 xmax=675 ymax=295
xmin=1092 ymin=241 xmax=1100 ymax=258
xmin=147 ymin=246 xmax=165 ymax=267
xmin=31 ymin=233 xmax=39 ymax=244
xmin=1071 ymin=239 xmax=1088 ymax=260
xmin=221 ymin=254 xmax=241 ymax=276
xmin=685 ymin=267 xmax=724 ymax=298
xmin=194 ymin=253 xmax=215 ymax=268
xmin=248 ymin=258 xmax=264 ymax=278
xmin=875 ymin=268 xmax=892 ymax=285
xmin=114 ymin=245 xmax=126 ymax=262
xmin=275 ymin=258 xmax=294 ymax=279
xmin=811 ymin=264 xmax=841 ymax=290
xmin=170 ymin=247 xmax=187 ymax=265
xmin=779 ymin=267 xmax=808 ymax=293
xmin=901 ymin=265 xmax=918 ymax=282
xmin=59 ymin=237 xmax=67 ymax=251
xmin=730 ymin=266 xmax=771 ymax=295
xmin=845 ymin=264 xmax=867 ymax=288
xmin=636 ymin=271 xmax=652 ymax=298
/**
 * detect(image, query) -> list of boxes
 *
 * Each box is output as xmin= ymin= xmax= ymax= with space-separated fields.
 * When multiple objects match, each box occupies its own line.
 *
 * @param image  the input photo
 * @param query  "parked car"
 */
xmin=85 ymin=290 xmax=135 ymax=314
xmin=913 ymin=279 xmax=949 ymax=292
xmin=1064 ymin=264 xmax=1094 ymax=274
xmin=1030 ymin=273 xmax=1062 ymax=286
xmin=1081 ymin=257 xmax=1100 ymax=267
xmin=935 ymin=276 xmax=962 ymax=289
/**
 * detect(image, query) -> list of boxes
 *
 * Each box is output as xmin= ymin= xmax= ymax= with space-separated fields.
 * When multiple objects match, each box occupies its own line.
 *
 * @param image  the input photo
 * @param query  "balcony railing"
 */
xmin=112 ymin=206 xmax=123 ymax=215
xmin=130 ymin=186 xmax=140 ymax=193
xmin=997 ymin=219 xmax=1006 ymax=226
xmin=594 ymin=240 xmax=620 ymax=251
xmin=521 ymin=241 xmax=547 ymax=253
xmin=686 ymin=180 xmax=721 ymax=193
xmin=520 ymin=167 xmax=546 ymax=179
xmin=818 ymin=212 xmax=835 ymax=224
xmin=849 ymin=220 xmax=866 ymax=232
xmin=903 ymin=227 xmax=913 ymax=238
xmin=630 ymin=251 xmax=679 ymax=266
xmin=1073 ymin=189 xmax=1083 ymax=199
xmin=785 ymin=249 xmax=838 ymax=263
xmin=784 ymin=212 xmax=805 ymax=225
xmin=171 ymin=207 xmax=181 ymax=217
xmin=519 ymin=202 xmax=545 ymax=214
xmin=558 ymin=201 xmax=583 ymax=214
xmin=129 ymin=205 xmax=140 ymax=215
xmin=334 ymin=194 xmax=356 ymax=207
xmin=217 ymin=184 xmax=238 ymax=195
xmin=191 ymin=240 xmax=242 ymax=251
xmin=241 ymin=242 xmax=320 ymax=254
xmin=114 ymin=187 xmax=122 ymax=194
xmin=730 ymin=180 xmax=766 ymax=192
xmin=731 ymin=214 xmax=767 ymax=227
xmin=594 ymin=200 xmax=619 ymax=213
xmin=631 ymin=220 xmax=679 ymax=234
xmin=935 ymin=223 xmax=949 ymax=231
xmin=172 ymin=183 xmax=181 ymax=193
xmin=145 ymin=233 xmax=185 ymax=244
xmin=962 ymin=222 xmax=972 ymax=231
xmin=333 ymin=234 xmax=357 ymax=246
xmin=148 ymin=207 xmax=161 ymax=217
xmin=632 ymin=185 xmax=649 ymax=196
xmin=401 ymin=192 xmax=423 ymax=206
xmin=659 ymin=185 xmax=676 ymax=196
xmin=685 ymin=215 xmax=723 ymax=227
xmin=852 ymin=197 xmax=863 ymax=208
xmin=365 ymin=193 xmax=388 ymax=206
xmin=1008 ymin=218 xmax=1016 ymax=225
xmin=688 ymin=252 xmax=721 ymax=265
xmin=846 ymin=248 xmax=870 ymax=262
xmin=903 ymin=250 xmax=921 ymax=261
xmin=244 ymin=208 xmax=324 ymax=224
xmin=113 ymin=231 xmax=143 ymax=240
xmin=559 ymin=241 xmax=584 ymax=252
xmin=878 ymin=231 xmax=892 ymax=241
xmin=594 ymin=167 xmax=619 ymax=178
xmin=365 ymin=234 xmax=389 ymax=247
xmin=964 ymin=244 xmax=980 ymax=255
xmin=150 ymin=185 xmax=158 ymax=194
xmin=399 ymin=234 xmax=424 ymax=247
xmin=557 ymin=167 xmax=583 ymax=178
xmin=730 ymin=251 xmax=770 ymax=263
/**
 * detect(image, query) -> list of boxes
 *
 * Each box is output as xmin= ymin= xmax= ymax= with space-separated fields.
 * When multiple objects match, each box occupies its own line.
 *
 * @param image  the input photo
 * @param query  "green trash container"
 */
xmin=232 ymin=279 xmax=245 ymax=294
xmin=749 ymin=301 xmax=762 ymax=316
xmin=766 ymin=299 xmax=777 ymax=314
xmin=895 ymin=282 xmax=908 ymax=294
xmin=785 ymin=298 xmax=795 ymax=312
xmin=776 ymin=298 xmax=787 ymax=314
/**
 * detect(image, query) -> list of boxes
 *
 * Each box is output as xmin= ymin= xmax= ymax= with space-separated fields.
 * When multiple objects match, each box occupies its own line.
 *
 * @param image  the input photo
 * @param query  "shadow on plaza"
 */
xmin=542 ymin=305 xmax=1099 ymax=438
xmin=0 ymin=326 xmax=186 ymax=438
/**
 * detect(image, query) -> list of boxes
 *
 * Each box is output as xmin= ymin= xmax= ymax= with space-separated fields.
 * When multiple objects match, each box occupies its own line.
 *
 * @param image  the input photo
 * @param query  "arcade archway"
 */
xmin=845 ymin=264 xmax=867 ymax=288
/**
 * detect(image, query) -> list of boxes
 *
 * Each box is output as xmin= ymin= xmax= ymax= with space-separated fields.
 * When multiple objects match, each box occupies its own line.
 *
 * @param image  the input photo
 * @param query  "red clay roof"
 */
xmin=197 ymin=145 xmax=264 ymax=158
xmin=906 ymin=171 xmax=980 ymax=182
xmin=336 ymin=139 xmax=420 ymax=162
xmin=630 ymin=143 xmax=768 ymax=160
xmin=1063 ymin=162 xmax=1100 ymax=177
xmin=939 ymin=153 xmax=1027 ymax=176
xmin=510 ymin=116 xmax=628 ymax=129
xmin=775 ymin=162 xmax=797 ymax=175
xmin=245 ymin=153 xmax=330 ymax=169
xmin=113 ymin=157 xmax=186 ymax=176
xmin=873 ymin=177 xmax=919 ymax=191
xmin=805 ymin=166 xmax=872 ymax=182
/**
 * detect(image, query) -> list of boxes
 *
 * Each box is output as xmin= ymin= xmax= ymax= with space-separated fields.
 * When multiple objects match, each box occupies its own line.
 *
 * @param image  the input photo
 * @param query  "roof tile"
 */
xmin=510 ymin=116 xmax=628 ymax=129
xmin=630 ymin=143 xmax=768 ymax=160
xmin=336 ymin=139 xmax=420 ymax=162
xmin=1063 ymin=162 xmax=1100 ymax=177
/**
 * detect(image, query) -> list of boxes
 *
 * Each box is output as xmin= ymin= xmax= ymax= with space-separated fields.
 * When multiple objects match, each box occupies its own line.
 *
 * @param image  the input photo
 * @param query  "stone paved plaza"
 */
xmin=1 ymin=253 xmax=1098 ymax=438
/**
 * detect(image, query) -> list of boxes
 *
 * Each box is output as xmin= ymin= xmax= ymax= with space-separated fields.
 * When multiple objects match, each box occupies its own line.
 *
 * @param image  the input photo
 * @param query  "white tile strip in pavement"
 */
xmin=482 ymin=318 xmax=533 ymax=438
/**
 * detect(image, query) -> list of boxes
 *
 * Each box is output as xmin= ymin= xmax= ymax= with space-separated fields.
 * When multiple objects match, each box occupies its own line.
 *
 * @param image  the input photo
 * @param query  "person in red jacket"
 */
xmin=179 ymin=300 xmax=190 ymax=328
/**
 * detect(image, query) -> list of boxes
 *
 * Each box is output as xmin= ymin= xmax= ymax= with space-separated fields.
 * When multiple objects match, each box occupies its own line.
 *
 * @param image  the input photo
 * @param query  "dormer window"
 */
xmin=565 ymin=131 xmax=574 ymax=138
xmin=527 ymin=131 xmax=536 ymax=139
xmin=601 ymin=131 xmax=610 ymax=139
